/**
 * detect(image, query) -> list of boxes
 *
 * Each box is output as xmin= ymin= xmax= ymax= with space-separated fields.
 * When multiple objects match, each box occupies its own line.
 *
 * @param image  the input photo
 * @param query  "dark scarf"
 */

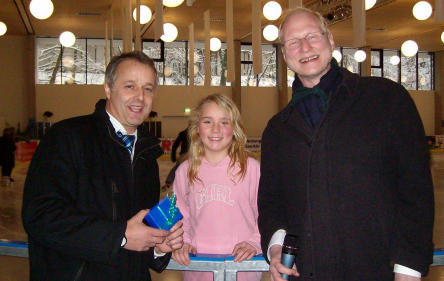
xmin=290 ymin=59 xmax=342 ymax=128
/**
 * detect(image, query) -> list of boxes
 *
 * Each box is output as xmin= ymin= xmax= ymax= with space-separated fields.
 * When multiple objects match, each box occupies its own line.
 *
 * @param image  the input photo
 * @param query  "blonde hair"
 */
xmin=187 ymin=93 xmax=249 ymax=185
xmin=279 ymin=7 xmax=330 ymax=44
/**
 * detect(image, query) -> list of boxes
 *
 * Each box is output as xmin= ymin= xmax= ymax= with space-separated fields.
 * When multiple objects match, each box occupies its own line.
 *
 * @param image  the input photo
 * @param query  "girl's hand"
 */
xmin=172 ymin=242 xmax=196 ymax=266
xmin=231 ymin=241 xmax=257 ymax=262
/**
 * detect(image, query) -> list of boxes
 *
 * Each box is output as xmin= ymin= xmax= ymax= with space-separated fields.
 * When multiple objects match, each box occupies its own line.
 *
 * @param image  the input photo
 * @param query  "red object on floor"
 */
xmin=15 ymin=140 xmax=39 ymax=162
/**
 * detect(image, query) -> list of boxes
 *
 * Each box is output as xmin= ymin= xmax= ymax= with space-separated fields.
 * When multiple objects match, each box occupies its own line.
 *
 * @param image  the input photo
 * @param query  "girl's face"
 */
xmin=198 ymin=102 xmax=234 ymax=161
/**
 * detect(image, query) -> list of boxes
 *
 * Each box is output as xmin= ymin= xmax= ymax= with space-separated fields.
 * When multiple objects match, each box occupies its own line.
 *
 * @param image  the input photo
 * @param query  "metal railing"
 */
xmin=1 ymin=240 xmax=443 ymax=281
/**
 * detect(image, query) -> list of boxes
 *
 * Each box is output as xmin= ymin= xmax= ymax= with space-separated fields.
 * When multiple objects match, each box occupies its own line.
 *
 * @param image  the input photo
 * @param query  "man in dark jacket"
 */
xmin=22 ymin=51 xmax=184 ymax=281
xmin=258 ymin=8 xmax=434 ymax=281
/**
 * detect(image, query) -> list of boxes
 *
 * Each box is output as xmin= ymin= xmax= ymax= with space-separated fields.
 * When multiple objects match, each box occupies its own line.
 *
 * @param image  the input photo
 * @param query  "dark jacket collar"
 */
xmin=291 ymin=59 xmax=342 ymax=106
xmin=281 ymin=63 xmax=360 ymax=123
xmin=92 ymin=99 xmax=161 ymax=150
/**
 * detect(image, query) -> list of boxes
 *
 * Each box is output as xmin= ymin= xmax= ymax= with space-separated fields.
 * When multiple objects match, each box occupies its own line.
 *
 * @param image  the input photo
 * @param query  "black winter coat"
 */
xmin=258 ymin=70 xmax=434 ymax=281
xmin=22 ymin=99 xmax=169 ymax=281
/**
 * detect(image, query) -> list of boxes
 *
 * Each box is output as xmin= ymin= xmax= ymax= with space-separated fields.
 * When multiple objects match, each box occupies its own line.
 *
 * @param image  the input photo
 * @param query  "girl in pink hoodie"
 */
xmin=172 ymin=93 xmax=262 ymax=281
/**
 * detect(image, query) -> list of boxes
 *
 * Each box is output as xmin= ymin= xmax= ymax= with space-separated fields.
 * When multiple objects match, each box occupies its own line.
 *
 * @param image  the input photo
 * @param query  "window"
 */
xmin=36 ymin=37 xmax=88 ymax=84
xmin=240 ymin=44 xmax=277 ymax=87
xmin=383 ymin=50 xmax=400 ymax=83
xmin=418 ymin=52 xmax=433 ymax=90
xmin=142 ymin=41 xmax=164 ymax=84
xmin=371 ymin=50 xmax=382 ymax=77
xmin=401 ymin=55 xmax=417 ymax=90
xmin=34 ymin=38 xmax=435 ymax=90
xmin=164 ymin=41 xmax=187 ymax=85
xmin=36 ymin=37 xmax=62 ymax=84
xmin=342 ymin=48 xmax=359 ymax=74
xmin=211 ymin=43 xmax=231 ymax=86
xmin=86 ymin=39 xmax=107 ymax=84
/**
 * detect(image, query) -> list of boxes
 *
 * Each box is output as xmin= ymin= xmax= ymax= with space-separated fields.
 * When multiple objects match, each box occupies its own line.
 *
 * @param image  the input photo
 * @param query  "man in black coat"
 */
xmin=258 ymin=8 xmax=434 ymax=281
xmin=0 ymin=127 xmax=16 ymax=185
xmin=22 ymin=51 xmax=184 ymax=281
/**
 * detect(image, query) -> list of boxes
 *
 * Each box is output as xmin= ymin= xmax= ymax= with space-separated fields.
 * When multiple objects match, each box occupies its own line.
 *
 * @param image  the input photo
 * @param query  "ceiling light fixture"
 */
xmin=164 ymin=66 xmax=172 ymax=77
xmin=365 ymin=0 xmax=376 ymax=10
xmin=390 ymin=55 xmax=400 ymax=65
xmin=0 ymin=21 xmax=7 ymax=36
xmin=263 ymin=1 xmax=282 ymax=21
xmin=132 ymin=5 xmax=152 ymax=24
xmin=263 ymin=24 xmax=279 ymax=41
xmin=401 ymin=40 xmax=418 ymax=57
xmin=210 ymin=37 xmax=222 ymax=52
xmin=412 ymin=1 xmax=432 ymax=20
xmin=332 ymin=50 xmax=342 ymax=62
xmin=29 ymin=0 xmax=54 ymax=20
xmin=354 ymin=50 xmax=367 ymax=62
xmin=62 ymin=56 xmax=74 ymax=68
xmin=160 ymin=23 xmax=178 ymax=42
xmin=59 ymin=31 xmax=76 ymax=47
xmin=441 ymin=31 xmax=444 ymax=43
xmin=163 ymin=0 xmax=185 ymax=8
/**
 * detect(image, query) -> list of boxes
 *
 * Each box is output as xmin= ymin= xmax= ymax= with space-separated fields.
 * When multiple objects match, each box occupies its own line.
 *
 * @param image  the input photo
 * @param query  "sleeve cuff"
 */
xmin=154 ymin=248 xmax=167 ymax=259
xmin=393 ymin=264 xmax=421 ymax=277
xmin=267 ymin=229 xmax=286 ymax=261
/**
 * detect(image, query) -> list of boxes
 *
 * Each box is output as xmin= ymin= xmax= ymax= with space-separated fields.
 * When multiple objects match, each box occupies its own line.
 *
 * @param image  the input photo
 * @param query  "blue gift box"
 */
xmin=144 ymin=194 xmax=183 ymax=230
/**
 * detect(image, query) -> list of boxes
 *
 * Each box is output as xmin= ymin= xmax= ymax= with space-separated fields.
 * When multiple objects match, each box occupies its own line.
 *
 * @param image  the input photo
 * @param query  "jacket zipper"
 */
xmin=72 ymin=261 xmax=86 ymax=281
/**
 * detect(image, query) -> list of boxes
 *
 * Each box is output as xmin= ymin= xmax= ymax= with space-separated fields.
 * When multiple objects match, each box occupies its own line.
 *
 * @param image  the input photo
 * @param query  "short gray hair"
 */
xmin=105 ymin=51 xmax=158 ymax=90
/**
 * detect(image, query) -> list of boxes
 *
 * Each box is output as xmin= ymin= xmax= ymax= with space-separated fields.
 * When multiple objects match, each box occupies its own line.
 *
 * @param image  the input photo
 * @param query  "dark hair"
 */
xmin=105 ymin=51 xmax=158 ymax=90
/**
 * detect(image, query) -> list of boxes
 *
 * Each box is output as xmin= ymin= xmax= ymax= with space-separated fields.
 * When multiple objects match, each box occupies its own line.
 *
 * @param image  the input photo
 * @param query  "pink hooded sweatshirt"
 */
xmin=173 ymin=156 xmax=262 ymax=281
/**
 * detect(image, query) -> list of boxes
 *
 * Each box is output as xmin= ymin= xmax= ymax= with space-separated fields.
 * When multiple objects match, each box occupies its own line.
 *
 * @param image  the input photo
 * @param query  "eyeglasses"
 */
xmin=283 ymin=31 xmax=326 ymax=50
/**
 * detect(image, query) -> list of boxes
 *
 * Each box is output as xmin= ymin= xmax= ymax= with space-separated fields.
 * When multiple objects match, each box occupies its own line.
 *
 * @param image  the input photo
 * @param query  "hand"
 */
xmin=269 ymin=245 xmax=299 ymax=281
xmin=231 ymin=241 xmax=257 ymax=262
xmin=394 ymin=273 xmax=421 ymax=281
xmin=172 ymin=243 xmax=196 ymax=266
xmin=155 ymin=220 xmax=184 ymax=254
xmin=124 ymin=209 xmax=169 ymax=251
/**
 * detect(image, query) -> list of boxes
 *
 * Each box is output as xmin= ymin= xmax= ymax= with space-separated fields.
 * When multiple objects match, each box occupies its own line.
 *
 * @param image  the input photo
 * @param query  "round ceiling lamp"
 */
xmin=332 ymin=50 xmax=342 ymax=63
xmin=365 ymin=0 xmax=376 ymax=10
xmin=29 ymin=0 xmax=54 ymax=20
xmin=210 ymin=37 xmax=222 ymax=52
xmin=0 ymin=21 xmax=7 ymax=36
xmin=263 ymin=1 xmax=282 ymax=21
xmin=441 ymin=31 xmax=444 ymax=43
xmin=390 ymin=55 xmax=400 ymax=65
xmin=401 ymin=40 xmax=418 ymax=57
xmin=412 ymin=1 xmax=432 ymax=20
xmin=160 ymin=23 xmax=178 ymax=42
xmin=164 ymin=66 xmax=172 ymax=77
xmin=163 ymin=0 xmax=184 ymax=8
xmin=62 ymin=56 xmax=74 ymax=68
xmin=59 ymin=31 xmax=76 ymax=47
xmin=354 ymin=50 xmax=367 ymax=62
xmin=132 ymin=5 xmax=152 ymax=24
xmin=263 ymin=24 xmax=279 ymax=41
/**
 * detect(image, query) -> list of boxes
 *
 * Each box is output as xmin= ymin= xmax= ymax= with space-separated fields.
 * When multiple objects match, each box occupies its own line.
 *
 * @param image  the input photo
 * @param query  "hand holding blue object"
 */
xmin=143 ymin=192 xmax=183 ymax=230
